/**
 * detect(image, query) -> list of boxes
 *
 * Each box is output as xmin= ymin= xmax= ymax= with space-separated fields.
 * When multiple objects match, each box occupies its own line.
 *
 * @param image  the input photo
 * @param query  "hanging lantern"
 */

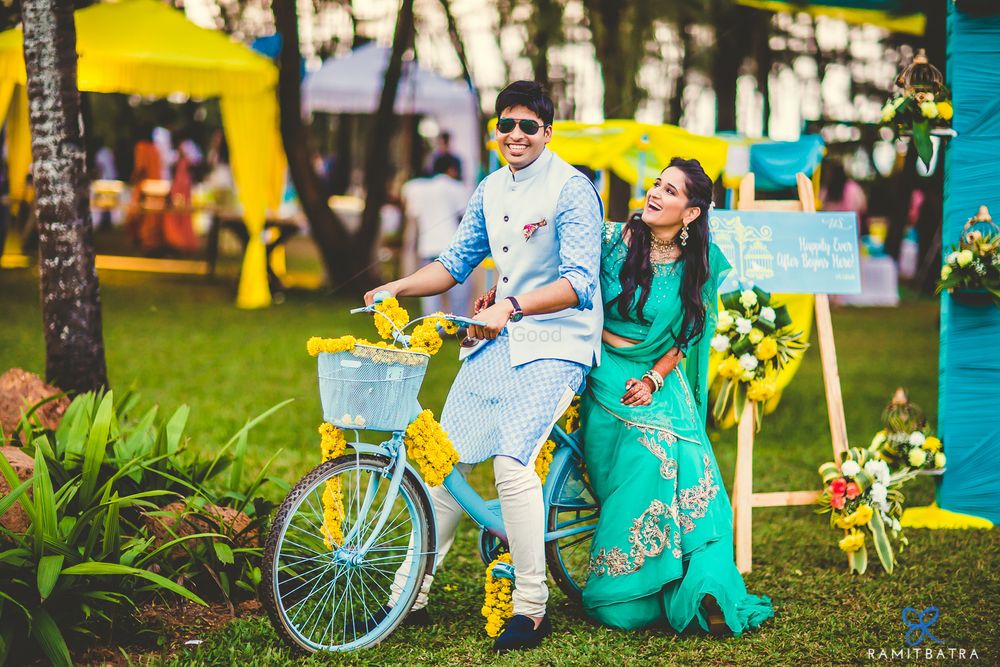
xmin=894 ymin=49 xmax=947 ymax=104
xmin=882 ymin=49 xmax=953 ymax=170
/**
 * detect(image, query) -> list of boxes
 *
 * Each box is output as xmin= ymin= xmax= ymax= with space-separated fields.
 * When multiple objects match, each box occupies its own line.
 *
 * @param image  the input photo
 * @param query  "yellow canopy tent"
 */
xmin=0 ymin=0 xmax=286 ymax=309
xmin=488 ymin=119 xmax=731 ymax=205
xmin=737 ymin=0 xmax=926 ymax=35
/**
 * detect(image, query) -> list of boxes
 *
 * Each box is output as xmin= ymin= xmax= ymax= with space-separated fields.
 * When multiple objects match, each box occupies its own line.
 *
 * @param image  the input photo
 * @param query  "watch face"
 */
xmin=509 ymin=311 xmax=524 ymax=322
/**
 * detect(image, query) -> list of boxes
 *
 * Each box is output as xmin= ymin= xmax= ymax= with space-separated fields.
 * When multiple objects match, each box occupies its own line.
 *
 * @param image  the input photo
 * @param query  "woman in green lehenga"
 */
xmin=579 ymin=158 xmax=773 ymax=635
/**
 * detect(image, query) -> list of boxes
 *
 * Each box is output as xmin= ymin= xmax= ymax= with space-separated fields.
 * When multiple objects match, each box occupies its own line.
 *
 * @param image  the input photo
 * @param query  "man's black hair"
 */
xmin=494 ymin=81 xmax=554 ymax=126
xmin=432 ymin=154 xmax=461 ymax=178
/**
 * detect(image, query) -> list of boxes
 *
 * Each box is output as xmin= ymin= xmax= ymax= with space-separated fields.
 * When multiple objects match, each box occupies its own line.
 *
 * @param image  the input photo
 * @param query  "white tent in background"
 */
xmin=303 ymin=43 xmax=481 ymax=190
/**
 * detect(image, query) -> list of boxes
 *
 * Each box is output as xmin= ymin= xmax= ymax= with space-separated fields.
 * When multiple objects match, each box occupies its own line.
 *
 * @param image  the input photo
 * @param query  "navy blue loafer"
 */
xmin=493 ymin=614 xmax=552 ymax=653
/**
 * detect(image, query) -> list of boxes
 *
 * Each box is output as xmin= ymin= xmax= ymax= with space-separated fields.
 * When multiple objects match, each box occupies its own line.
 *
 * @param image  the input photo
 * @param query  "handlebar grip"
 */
xmin=451 ymin=316 xmax=487 ymax=327
xmin=349 ymin=306 xmax=371 ymax=314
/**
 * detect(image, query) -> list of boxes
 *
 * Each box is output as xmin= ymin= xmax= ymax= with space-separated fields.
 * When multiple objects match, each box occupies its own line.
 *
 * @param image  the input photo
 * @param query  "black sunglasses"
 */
xmin=496 ymin=117 xmax=548 ymax=135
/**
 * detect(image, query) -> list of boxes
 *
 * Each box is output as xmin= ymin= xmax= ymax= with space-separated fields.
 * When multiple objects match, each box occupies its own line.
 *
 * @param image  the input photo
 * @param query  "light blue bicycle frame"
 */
xmin=340 ymin=301 xmax=596 ymax=580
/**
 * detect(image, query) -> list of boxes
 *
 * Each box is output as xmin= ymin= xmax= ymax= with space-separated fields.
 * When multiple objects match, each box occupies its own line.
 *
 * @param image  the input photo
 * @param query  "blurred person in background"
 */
xmin=401 ymin=154 xmax=471 ymax=316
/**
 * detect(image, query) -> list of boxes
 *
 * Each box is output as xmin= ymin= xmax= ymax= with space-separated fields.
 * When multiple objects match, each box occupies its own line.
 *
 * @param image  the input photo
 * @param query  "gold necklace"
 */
xmin=649 ymin=233 xmax=678 ymax=263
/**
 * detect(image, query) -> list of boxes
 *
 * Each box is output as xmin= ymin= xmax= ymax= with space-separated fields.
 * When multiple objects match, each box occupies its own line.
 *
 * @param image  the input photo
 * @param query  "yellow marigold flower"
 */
xmin=746 ymin=378 xmax=777 ymax=402
xmin=404 ymin=410 xmax=460 ymax=486
xmin=755 ymin=336 xmax=778 ymax=361
xmin=535 ymin=440 xmax=556 ymax=484
xmin=839 ymin=530 xmax=866 ymax=553
xmin=319 ymin=422 xmax=348 ymax=461
xmin=852 ymin=504 xmax=874 ymax=526
xmin=563 ymin=398 xmax=581 ymax=434
xmin=374 ymin=297 xmax=410 ymax=340
xmin=718 ymin=355 xmax=744 ymax=379
xmin=835 ymin=513 xmax=855 ymax=530
xmin=482 ymin=553 xmax=514 ymax=637
xmin=922 ymin=436 xmax=942 ymax=452
xmin=936 ymin=101 xmax=953 ymax=121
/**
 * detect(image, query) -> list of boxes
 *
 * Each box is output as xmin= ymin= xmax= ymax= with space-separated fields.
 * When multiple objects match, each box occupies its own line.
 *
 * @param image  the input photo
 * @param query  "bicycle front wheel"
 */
xmin=262 ymin=453 xmax=434 ymax=652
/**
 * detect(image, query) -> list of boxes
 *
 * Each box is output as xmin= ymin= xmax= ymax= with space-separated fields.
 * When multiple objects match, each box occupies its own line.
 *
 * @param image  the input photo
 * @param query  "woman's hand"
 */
xmin=467 ymin=300 xmax=514 ymax=340
xmin=364 ymin=282 xmax=400 ymax=306
xmin=473 ymin=286 xmax=497 ymax=315
xmin=621 ymin=378 xmax=654 ymax=406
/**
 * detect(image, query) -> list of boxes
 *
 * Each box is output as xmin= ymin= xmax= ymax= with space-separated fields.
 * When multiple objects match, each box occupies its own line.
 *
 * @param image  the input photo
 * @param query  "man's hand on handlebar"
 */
xmin=467 ymin=299 xmax=514 ymax=340
xmin=364 ymin=283 xmax=399 ymax=306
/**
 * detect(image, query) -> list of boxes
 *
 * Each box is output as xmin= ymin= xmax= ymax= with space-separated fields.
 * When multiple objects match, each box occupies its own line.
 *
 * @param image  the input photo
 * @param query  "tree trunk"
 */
xmin=440 ymin=0 xmax=475 ymax=90
xmin=712 ymin=5 xmax=753 ymax=132
xmin=669 ymin=17 xmax=693 ymax=125
xmin=355 ymin=0 xmax=415 ymax=289
xmin=22 ymin=0 xmax=107 ymax=394
xmin=273 ymin=0 xmax=356 ymax=290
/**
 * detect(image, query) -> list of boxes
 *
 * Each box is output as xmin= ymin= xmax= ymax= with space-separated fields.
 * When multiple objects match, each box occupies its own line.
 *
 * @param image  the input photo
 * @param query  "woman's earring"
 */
xmin=680 ymin=223 xmax=689 ymax=247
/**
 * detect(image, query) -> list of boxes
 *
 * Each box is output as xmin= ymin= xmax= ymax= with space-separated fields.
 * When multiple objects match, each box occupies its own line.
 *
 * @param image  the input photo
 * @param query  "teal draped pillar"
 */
xmin=937 ymin=4 xmax=1000 ymax=523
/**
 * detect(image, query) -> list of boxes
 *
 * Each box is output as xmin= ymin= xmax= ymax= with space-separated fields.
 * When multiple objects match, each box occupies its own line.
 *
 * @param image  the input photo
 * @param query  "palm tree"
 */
xmin=21 ymin=0 xmax=108 ymax=393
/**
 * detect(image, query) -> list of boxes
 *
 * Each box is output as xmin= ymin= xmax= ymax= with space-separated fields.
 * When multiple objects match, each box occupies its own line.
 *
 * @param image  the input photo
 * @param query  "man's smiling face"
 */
xmin=496 ymin=104 xmax=552 ymax=172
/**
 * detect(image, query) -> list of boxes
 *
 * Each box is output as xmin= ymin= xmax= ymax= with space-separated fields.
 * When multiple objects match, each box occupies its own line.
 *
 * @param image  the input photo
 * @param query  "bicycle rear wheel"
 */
xmin=545 ymin=446 xmax=599 ymax=605
xmin=262 ymin=453 xmax=434 ymax=652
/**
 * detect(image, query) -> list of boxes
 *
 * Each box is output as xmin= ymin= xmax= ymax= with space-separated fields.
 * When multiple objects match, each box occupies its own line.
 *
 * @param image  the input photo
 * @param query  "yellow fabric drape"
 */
xmin=221 ymin=94 xmax=285 ymax=309
xmin=0 ymin=0 xmax=287 ymax=308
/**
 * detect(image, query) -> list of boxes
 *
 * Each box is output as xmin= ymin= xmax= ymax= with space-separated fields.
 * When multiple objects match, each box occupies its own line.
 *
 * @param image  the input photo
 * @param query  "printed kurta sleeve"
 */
xmin=554 ymin=175 xmax=603 ymax=310
xmin=435 ymin=180 xmax=489 ymax=284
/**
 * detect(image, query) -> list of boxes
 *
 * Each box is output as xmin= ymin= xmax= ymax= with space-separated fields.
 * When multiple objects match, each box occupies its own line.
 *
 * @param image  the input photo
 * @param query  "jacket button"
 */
xmin=503 ymin=215 xmax=509 ymax=222
xmin=502 ymin=277 xmax=509 ymax=283
xmin=502 ymin=246 xmax=509 ymax=252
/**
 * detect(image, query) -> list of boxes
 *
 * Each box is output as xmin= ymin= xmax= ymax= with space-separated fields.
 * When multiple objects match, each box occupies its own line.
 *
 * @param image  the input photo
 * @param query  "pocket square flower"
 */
xmin=522 ymin=218 xmax=547 ymax=241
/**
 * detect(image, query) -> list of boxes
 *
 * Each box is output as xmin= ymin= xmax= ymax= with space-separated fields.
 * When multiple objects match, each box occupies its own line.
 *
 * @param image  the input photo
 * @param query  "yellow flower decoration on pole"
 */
xmin=319 ymin=422 xmax=348 ymax=549
xmin=404 ymin=410 xmax=460 ymax=486
xmin=838 ymin=529 xmax=866 ymax=553
xmin=482 ymin=553 xmax=514 ymax=637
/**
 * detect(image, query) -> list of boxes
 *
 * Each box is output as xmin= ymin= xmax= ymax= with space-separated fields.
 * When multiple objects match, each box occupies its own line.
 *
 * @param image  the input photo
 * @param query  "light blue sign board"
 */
xmin=709 ymin=210 xmax=861 ymax=295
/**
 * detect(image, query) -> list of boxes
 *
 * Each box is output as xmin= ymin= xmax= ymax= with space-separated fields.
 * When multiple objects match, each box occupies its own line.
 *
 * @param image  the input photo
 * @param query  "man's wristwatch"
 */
xmin=506 ymin=296 xmax=524 ymax=322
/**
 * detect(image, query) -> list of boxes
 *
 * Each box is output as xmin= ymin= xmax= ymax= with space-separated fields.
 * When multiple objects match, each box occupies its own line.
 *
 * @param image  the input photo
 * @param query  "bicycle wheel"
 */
xmin=262 ymin=452 xmax=435 ymax=652
xmin=545 ymin=445 xmax=599 ymax=605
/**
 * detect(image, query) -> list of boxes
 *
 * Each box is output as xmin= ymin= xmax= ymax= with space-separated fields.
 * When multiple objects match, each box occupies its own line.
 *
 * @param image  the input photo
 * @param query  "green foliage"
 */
xmin=0 ymin=389 xmax=288 ymax=665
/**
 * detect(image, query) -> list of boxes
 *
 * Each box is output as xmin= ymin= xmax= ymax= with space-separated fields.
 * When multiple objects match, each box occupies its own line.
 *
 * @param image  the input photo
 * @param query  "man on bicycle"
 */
xmin=364 ymin=80 xmax=603 ymax=653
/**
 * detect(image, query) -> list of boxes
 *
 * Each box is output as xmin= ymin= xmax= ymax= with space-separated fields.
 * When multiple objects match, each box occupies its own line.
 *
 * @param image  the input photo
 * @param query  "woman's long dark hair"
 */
xmin=610 ymin=157 xmax=714 ymax=350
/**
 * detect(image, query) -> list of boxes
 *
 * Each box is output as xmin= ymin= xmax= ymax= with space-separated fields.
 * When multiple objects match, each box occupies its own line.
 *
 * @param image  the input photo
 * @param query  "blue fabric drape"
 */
xmin=937 ymin=4 xmax=1000 ymax=523
xmin=749 ymin=135 xmax=826 ymax=191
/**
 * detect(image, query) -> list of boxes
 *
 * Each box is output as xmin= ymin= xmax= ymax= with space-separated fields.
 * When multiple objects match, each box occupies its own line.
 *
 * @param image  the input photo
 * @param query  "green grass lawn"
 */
xmin=2 ymin=267 xmax=997 ymax=666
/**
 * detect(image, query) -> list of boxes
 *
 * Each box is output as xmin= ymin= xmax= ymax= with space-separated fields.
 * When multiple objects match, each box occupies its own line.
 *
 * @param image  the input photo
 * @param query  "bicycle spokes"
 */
xmin=270 ymin=461 xmax=431 ymax=651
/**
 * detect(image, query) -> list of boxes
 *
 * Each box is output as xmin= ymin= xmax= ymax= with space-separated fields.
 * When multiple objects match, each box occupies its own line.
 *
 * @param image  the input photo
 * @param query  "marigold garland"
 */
xmin=535 ymin=439 xmax=556 ymax=484
xmin=403 ymin=410 xmax=459 ymax=486
xmin=319 ymin=423 xmax=348 ymax=549
xmin=562 ymin=395 xmax=581 ymax=434
xmin=374 ymin=297 xmax=410 ymax=340
xmin=307 ymin=335 xmax=357 ymax=356
xmin=481 ymin=552 xmax=514 ymax=637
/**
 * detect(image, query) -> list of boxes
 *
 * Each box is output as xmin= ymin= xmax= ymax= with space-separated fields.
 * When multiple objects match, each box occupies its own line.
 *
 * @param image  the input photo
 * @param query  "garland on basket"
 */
xmin=404 ymin=410 xmax=460 ymax=486
xmin=869 ymin=388 xmax=945 ymax=472
xmin=319 ymin=423 xmax=348 ymax=549
xmin=709 ymin=287 xmax=807 ymax=429
xmin=482 ymin=553 xmax=514 ymax=637
xmin=816 ymin=448 xmax=917 ymax=575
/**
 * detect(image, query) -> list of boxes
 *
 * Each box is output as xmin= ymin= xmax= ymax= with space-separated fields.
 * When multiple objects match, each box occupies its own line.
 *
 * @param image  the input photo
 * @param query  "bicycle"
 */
xmin=262 ymin=296 xmax=599 ymax=653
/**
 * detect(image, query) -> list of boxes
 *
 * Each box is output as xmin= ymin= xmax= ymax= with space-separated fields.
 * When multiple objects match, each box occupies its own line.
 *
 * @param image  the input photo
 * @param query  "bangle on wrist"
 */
xmin=642 ymin=370 xmax=664 ymax=392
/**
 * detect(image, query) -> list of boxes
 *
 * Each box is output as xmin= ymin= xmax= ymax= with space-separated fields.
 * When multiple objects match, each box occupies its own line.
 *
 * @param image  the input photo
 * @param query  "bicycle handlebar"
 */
xmin=349 ymin=302 xmax=486 ymax=328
